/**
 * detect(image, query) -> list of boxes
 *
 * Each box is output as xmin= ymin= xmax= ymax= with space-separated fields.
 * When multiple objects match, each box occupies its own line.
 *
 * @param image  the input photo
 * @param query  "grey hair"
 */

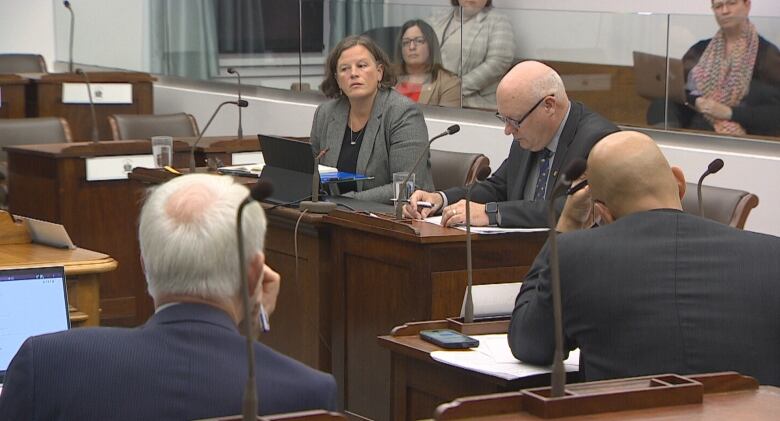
xmin=139 ymin=174 xmax=266 ymax=302
xmin=529 ymin=69 xmax=566 ymax=101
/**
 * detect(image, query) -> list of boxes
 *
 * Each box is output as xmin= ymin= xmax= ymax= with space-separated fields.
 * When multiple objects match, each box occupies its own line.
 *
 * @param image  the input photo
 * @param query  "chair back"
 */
xmin=681 ymin=182 xmax=759 ymax=229
xmin=430 ymin=149 xmax=491 ymax=190
xmin=108 ymin=113 xmax=199 ymax=140
xmin=0 ymin=117 xmax=72 ymax=161
xmin=0 ymin=54 xmax=47 ymax=73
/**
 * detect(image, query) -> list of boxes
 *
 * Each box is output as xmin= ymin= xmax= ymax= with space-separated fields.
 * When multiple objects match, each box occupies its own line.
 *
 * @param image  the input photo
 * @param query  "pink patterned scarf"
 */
xmin=690 ymin=21 xmax=759 ymax=135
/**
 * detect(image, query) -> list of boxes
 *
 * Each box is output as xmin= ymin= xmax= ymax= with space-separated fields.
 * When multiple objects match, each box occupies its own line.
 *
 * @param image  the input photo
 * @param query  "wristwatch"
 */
xmin=485 ymin=202 xmax=499 ymax=226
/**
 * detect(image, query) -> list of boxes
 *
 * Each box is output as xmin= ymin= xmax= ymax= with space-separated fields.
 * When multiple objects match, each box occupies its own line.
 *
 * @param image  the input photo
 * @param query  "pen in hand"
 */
xmin=567 ymin=179 xmax=588 ymax=196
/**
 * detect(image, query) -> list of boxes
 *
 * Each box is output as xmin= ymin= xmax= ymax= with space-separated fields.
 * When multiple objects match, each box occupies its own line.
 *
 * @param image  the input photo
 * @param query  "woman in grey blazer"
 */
xmin=427 ymin=0 xmax=516 ymax=109
xmin=311 ymin=35 xmax=434 ymax=204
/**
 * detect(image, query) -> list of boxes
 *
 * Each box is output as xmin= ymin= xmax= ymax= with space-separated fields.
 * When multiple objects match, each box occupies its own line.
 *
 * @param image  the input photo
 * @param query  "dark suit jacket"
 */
xmin=508 ymin=210 xmax=780 ymax=386
xmin=442 ymin=101 xmax=618 ymax=227
xmin=0 ymin=303 xmax=337 ymax=421
xmin=310 ymin=88 xmax=434 ymax=203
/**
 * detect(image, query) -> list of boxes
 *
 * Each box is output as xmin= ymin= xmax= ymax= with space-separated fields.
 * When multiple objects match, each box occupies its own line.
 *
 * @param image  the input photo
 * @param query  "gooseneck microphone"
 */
xmin=395 ymin=124 xmax=460 ymax=219
xmin=299 ymin=148 xmax=337 ymax=213
xmin=236 ymin=180 xmax=274 ymax=420
xmin=697 ymin=158 xmax=724 ymax=217
xmin=227 ymin=68 xmax=244 ymax=139
xmin=189 ymin=100 xmax=249 ymax=172
xmin=63 ymin=1 xmax=74 ymax=73
xmin=546 ymin=159 xmax=586 ymax=398
xmin=75 ymin=69 xmax=99 ymax=143
xmin=463 ymin=170 xmax=489 ymax=323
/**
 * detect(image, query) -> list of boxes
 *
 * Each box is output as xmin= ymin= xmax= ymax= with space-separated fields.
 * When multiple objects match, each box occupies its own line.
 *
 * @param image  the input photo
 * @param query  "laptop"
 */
xmin=0 ymin=266 xmax=70 ymax=387
xmin=632 ymin=51 xmax=687 ymax=104
xmin=15 ymin=215 xmax=76 ymax=249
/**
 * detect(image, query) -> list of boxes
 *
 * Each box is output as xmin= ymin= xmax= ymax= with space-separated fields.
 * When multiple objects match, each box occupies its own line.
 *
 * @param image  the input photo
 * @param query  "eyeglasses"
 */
xmin=712 ymin=0 xmax=740 ymax=10
xmin=401 ymin=37 xmax=427 ymax=48
xmin=495 ymin=94 xmax=554 ymax=129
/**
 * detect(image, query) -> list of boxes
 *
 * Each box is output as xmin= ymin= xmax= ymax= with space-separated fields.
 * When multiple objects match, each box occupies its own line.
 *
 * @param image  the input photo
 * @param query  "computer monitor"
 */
xmin=0 ymin=266 xmax=70 ymax=384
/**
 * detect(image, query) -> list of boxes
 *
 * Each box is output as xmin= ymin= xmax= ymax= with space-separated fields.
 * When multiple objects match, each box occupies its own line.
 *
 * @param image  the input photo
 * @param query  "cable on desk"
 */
xmin=293 ymin=208 xmax=308 ymax=297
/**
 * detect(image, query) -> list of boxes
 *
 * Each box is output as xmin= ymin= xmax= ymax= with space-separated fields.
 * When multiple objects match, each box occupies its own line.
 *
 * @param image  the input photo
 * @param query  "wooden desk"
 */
xmin=326 ymin=211 xmax=546 ymax=421
xmin=0 ymin=241 xmax=117 ymax=327
xmin=379 ymin=319 xmax=572 ymax=421
xmin=0 ymin=74 xmax=29 ymax=119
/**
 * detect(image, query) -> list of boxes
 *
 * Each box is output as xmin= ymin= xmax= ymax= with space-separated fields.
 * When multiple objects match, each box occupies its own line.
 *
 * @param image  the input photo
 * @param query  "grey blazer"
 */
xmin=310 ymin=89 xmax=433 ymax=203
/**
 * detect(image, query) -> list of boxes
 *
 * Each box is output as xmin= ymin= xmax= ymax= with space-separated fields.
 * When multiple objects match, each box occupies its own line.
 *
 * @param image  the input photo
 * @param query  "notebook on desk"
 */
xmin=0 ymin=266 xmax=70 ymax=386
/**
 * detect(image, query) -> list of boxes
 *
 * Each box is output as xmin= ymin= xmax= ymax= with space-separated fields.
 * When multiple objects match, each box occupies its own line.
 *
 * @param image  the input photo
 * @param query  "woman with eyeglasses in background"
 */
xmin=426 ymin=0 xmax=515 ymax=110
xmin=310 ymin=35 xmax=434 ymax=203
xmin=647 ymin=0 xmax=779 ymax=136
xmin=394 ymin=19 xmax=461 ymax=108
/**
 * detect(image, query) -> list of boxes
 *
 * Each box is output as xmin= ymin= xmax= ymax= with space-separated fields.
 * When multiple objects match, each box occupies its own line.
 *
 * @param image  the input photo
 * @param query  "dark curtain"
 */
xmin=217 ymin=0 xmax=266 ymax=54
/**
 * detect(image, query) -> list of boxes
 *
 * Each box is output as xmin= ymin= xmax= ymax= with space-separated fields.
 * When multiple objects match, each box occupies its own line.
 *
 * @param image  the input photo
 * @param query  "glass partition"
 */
xmin=50 ymin=0 xmax=780 ymax=141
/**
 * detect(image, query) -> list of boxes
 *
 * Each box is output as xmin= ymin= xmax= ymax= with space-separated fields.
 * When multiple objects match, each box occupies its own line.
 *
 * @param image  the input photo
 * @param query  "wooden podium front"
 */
xmin=31 ymin=72 xmax=154 ymax=140
xmin=0 ymin=74 xmax=29 ymax=119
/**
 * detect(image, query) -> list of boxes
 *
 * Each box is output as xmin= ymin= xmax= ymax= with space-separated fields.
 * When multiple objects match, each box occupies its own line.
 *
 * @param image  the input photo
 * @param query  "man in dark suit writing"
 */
xmin=0 ymin=174 xmax=337 ymax=420
xmin=508 ymin=131 xmax=780 ymax=386
xmin=404 ymin=60 xmax=619 ymax=227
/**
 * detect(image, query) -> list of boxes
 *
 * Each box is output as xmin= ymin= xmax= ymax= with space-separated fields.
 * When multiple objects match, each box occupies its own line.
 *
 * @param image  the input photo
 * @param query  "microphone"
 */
xmin=63 ymin=1 xmax=74 ymax=73
xmin=189 ymin=100 xmax=249 ymax=172
xmin=75 ymin=69 xmax=99 ymax=143
xmin=546 ymin=159 xmax=586 ymax=398
xmin=463 ymin=170 xmax=489 ymax=323
xmin=394 ymin=124 xmax=460 ymax=219
xmin=227 ymin=68 xmax=244 ymax=140
xmin=299 ymin=148 xmax=337 ymax=213
xmin=236 ymin=180 xmax=274 ymax=420
xmin=697 ymin=158 xmax=724 ymax=217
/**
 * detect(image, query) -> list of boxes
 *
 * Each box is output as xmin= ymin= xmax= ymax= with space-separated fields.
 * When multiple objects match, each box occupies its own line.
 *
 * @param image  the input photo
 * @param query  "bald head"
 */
xmin=588 ymin=131 xmax=685 ymax=220
xmin=497 ymin=61 xmax=568 ymax=108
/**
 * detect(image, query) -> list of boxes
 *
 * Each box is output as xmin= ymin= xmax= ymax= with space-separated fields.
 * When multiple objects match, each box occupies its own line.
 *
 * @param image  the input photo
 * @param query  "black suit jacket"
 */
xmin=508 ymin=210 xmax=780 ymax=386
xmin=442 ymin=101 xmax=618 ymax=227
xmin=0 ymin=303 xmax=337 ymax=421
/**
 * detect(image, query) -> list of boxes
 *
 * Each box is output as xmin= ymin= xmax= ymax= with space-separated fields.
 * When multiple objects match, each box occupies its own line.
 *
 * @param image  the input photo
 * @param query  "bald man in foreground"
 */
xmin=0 ymin=174 xmax=336 ymax=420
xmin=508 ymin=131 xmax=780 ymax=386
xmin=404 ymin=60 xmax=618 ymax=227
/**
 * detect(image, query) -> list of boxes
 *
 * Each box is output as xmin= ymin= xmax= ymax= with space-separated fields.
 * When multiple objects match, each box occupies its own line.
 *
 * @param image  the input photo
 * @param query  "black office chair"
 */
xmin=430 ymin=149 xmax=491 ymax=191
xmin=0 ymin=54 xmax=47 ymax=73
xmin=0 ymin=117 xmax=72 ymax=207
xmin=681 ymin=182 xmax=759 ymax=229
xmin=108 ymin=113 xmax=200 ymax=140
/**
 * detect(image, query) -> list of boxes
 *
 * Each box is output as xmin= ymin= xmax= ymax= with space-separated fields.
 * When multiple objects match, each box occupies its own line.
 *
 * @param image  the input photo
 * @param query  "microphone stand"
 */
xmin=394 ymin=125 xmax=460 ymax=219
xmin=463 ymin=175 xmax=487 ymax=323
xmin=64 ymin=1 xmax=74 ymax=73
xmin=299 ymin=148 xmax=337 ymax=213
xmin=697 ymin=158 xmax=724 ymax=217
xmin=189 ymin=100 xmax=247 ymax=172
xmin=227 ymin=68 xmax=243 ymax=139
xmin=75 ymin=69 xmax=98 ymax=143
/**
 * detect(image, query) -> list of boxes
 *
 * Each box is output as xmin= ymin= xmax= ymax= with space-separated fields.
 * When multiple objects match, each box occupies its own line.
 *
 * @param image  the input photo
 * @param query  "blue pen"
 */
xmin=258 ymin=303 xmax=270 ymax=333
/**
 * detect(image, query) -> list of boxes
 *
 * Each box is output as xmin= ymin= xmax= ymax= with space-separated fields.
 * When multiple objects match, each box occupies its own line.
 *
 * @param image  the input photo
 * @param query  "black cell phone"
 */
xmin=419 ymin=329 xmax=480 ymax=349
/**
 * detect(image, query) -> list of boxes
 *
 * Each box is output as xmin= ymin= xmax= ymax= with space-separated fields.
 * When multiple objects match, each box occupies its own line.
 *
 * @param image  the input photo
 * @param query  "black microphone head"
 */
xmin=562 ymin=159 xmax=587 ymax=183
xmin=237 ymin=99 xmax=249 ymax=107
xmin=63 ymin=1 xmax=71 ymax=8
xmin=74 ymin=68 xmax=83 ymax=75
xmin=446 ymin=125 xmax=460 ymax=135
xmin=227 ymin=67 xmax=237 ymax=74
xmin=708 ymin=158 xmax=724 ymax=174
xmin=250 ymin=181 xmax=274 ymax=202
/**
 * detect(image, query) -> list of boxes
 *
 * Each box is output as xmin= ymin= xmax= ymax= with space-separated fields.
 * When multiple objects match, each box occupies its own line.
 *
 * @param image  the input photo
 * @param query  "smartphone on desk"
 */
xmin=420 ymin=329 xmax=479 ymax=349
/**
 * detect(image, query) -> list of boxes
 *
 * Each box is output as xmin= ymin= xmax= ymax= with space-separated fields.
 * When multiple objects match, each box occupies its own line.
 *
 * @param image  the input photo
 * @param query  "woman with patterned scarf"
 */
xmin=648 ymin=0 xmax=780 ymax=136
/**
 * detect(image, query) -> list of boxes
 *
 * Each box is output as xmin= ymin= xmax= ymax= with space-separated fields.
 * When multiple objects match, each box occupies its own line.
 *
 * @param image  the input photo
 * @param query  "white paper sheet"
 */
xmin=424 ymin=216 xmax=549 ymax=234
xmin=430 ymin=334 xmax=579 ymax=380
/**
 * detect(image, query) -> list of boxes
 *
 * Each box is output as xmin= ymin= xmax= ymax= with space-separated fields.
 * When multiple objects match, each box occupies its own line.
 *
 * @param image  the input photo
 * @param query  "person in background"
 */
xmin=426 ymin=0 xmax=515 ymax=109
xmin=647 ymin=0 xmax=780 ymax=136
xmin=508 ymin=131 xmax=780 ymax=386
xmin=0 ymin=174 xmax=337 ymax=420
xmin=394 ymin=19 xmax=461 ymax=108
xmin=311 ymin=35 xmax=434 ymax=203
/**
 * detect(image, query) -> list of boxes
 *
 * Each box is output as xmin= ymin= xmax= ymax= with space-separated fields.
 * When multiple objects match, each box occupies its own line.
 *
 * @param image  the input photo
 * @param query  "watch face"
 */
xmin=486 ymin=202 xmax=497 ymax=213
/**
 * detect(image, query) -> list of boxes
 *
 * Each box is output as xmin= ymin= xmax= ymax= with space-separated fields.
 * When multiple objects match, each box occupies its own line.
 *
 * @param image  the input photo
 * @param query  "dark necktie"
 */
xmin=533 ymin=149 xmax=553 ymax=200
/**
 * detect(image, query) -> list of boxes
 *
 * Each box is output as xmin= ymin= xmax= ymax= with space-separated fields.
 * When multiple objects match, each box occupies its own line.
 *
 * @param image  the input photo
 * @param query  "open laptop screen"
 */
xmin=0 ymin=266 xmax=69 ymax=384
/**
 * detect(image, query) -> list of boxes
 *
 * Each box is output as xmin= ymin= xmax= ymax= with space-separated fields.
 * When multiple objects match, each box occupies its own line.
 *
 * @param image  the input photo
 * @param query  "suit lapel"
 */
xmin=355 ymin=89 xmax=387 ymax=175
xmin=418 ymin=83 xmax=434 ymax=105
xmin=546 ymin=102 xmax=583 ymax=193
xmin=325 ymin=98 xmax=350 ymax=167
xmin=508 ymin=143 xmax=534 ymax=200
xmin=460 ymin=12 xmax=487 ymax=70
